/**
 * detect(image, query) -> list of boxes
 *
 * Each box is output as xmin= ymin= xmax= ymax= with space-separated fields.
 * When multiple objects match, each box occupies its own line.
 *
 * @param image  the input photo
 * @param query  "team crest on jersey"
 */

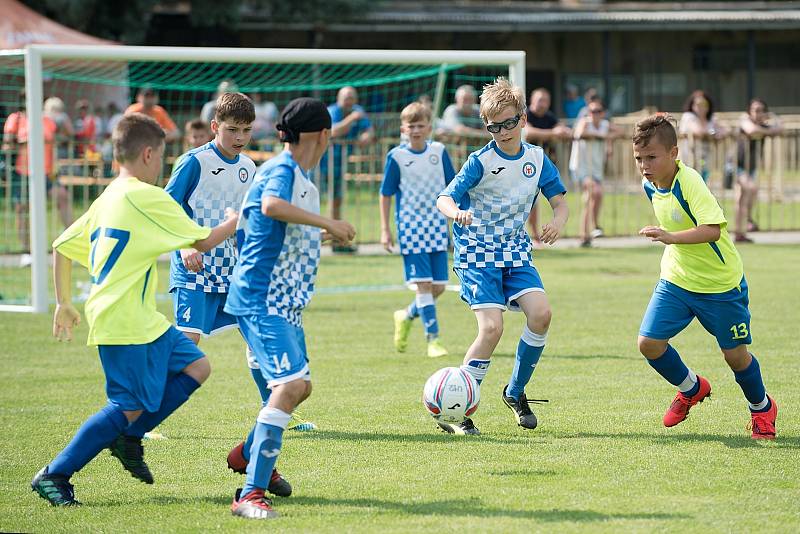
xmin=522 ymin=162 xmax=536 ymax=178
xmin=238 ymin=168 xmax=249 ymax=183
xmin=429 ymin=154 xmax=440 ymax=165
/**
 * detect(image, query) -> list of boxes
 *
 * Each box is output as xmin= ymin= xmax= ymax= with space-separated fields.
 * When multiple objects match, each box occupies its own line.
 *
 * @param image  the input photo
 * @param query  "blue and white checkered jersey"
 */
xmin=439 ymin=140 xmax=566 ymax=269
xmin=224 ymin=151 xmax=321 ymax=327
xmin=380 ymin=141 xmax=455 ymax=255
xmin=166 ymin=141 xmax=255 ymax=292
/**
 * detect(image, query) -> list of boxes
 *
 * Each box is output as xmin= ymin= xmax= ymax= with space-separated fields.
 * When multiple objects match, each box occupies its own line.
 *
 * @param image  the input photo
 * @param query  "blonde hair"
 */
xmin=43 ymin=97 xmax=65 ymax=116
xmin=479 ymin=77 xmax=525 ymax=122
xmin=400 ymin=102 xmax=431 ymax=124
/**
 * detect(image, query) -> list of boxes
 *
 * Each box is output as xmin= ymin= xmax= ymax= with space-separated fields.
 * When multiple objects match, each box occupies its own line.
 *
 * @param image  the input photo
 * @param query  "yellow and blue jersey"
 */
xmin=53 ymin=177 xmax=211 ymax=345
xmin=643 ymin=160 xmax=743 ymax=293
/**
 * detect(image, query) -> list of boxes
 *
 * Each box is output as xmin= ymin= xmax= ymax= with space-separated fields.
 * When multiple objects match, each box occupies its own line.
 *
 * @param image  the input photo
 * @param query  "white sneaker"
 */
xmin=19 ymin=253 xmax=32 ymax=267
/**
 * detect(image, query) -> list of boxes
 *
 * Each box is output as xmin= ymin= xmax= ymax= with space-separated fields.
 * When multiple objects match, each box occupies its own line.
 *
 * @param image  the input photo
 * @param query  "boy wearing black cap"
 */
xmin=224 ymin=98 xmax=356 ymax=520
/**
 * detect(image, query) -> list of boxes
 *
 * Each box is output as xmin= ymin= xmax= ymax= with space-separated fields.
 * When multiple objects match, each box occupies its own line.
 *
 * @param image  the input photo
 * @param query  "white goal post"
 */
xmin=7 ymin=45 xmax=525 ymax=313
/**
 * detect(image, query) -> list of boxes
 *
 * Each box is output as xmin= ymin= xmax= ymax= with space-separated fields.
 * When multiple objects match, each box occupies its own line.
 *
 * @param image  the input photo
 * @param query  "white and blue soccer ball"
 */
xmin=423 ymin=367 xmax=480 ymax=423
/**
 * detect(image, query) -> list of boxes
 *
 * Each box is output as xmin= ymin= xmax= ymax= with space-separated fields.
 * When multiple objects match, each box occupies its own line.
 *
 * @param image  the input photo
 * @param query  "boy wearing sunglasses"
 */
xmin=437 ymin=78 xmax=568 ymax=435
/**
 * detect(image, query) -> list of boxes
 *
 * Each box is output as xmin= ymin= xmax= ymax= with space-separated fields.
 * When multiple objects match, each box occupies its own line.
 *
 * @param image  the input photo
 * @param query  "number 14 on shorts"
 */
xmin=272 ymin=352 xmax=291 ymax=372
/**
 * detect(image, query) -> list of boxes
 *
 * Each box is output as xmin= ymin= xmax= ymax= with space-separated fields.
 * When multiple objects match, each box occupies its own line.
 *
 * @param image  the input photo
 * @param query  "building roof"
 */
xmin=238 ymin=1 xmax=800 ymax=33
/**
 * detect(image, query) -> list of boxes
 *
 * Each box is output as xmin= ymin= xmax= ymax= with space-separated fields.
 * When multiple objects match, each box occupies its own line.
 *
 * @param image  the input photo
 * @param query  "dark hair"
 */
xmin=682 ymin=90 xmax=715 ymax=120
xmin=214 ymin=92 xmax=255 ymax=124
xmin=185 ymin=118 xmax=210 ymax=131
xmin=632 ymin=113 xmax=678 ymax=149
xmin=113 ymin=113 xmax=165 ymax=163
xmin=749 ymin=98 xmax=768 ymax=112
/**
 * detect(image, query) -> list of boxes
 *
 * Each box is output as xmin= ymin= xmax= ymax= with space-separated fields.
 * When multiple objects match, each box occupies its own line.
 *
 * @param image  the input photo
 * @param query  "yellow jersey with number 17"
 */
xmin=53 ymin=177 xmax=211 ymax=346
xmin=643 ymin=160 xmax=743 ymax=294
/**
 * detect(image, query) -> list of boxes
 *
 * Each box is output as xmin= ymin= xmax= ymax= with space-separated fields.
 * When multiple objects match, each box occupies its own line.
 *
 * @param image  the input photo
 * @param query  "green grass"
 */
xmin=1 ymin=245 xmax=799 ymax=532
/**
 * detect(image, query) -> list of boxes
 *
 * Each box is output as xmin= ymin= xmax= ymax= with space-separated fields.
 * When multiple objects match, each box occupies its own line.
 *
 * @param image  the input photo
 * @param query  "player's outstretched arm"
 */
xmin=263 ymin=196 xmax=356 ymax=244
xmin=53 ymin=250 xmax=81 ymax=342
xmin=540 ymin=193 xmax=569 ymax=244
xmin=193 ymin=208 xmax=238 ymax=253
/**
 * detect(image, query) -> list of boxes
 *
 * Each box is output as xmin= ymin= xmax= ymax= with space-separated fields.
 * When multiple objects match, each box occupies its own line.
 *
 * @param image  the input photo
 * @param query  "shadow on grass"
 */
xmin=491 ymin=352 xmax=632 ymax=361
xmin=552 ymin=430 xmax=799 ymax=449
xmin=101 ymin=494 xmax=687 ymax=523
xmin=288 ymin=429 xmax=539 ymax=446
xmin=282 ymin=495 xmax=687 ymax=522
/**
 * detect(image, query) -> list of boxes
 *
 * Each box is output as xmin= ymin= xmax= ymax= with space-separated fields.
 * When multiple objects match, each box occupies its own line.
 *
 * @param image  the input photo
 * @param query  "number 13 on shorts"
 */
xmin=730 ymin=322 xmax=749 ymax=340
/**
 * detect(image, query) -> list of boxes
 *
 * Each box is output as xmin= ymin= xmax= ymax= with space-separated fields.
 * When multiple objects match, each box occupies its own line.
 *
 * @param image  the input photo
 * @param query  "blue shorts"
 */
xmin=639 ymin=278 xmax=752 ymax=350
xmin=172 ymin=288 xmax=238 ymax=337
xmin=403 ymin=250 xmax=449 ymax=285
xmin=237 ymin=314 xmax=310 ymax=388
xmin=454 ymin=264 xmax=544 ymax=312
xmin=98 ymin=326 xmax=205 ymax=412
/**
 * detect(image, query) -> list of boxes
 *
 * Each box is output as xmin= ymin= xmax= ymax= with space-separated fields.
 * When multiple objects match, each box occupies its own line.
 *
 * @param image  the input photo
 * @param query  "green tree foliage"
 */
xmin=20 ymin=0 xmax=378 ymax=44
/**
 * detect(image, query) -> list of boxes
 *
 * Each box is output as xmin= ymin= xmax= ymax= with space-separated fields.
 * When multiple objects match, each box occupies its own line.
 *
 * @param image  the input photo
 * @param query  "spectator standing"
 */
xmin=678 ymin=90 xmax=727 ymax=183
xmin=734 ymin=98 xmax=783 ymax=242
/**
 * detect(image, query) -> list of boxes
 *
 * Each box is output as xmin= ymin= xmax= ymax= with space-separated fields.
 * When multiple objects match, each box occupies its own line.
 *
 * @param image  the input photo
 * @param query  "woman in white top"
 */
xmin=568 ymin=99 xmax=621 ymax=246
xmin=678 ymin=90 xmax=726 ymax=182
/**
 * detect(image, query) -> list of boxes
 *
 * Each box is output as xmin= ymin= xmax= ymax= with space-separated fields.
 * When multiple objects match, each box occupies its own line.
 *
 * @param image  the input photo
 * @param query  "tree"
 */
xmin=21 ymin=0 xmax=379 ymax=44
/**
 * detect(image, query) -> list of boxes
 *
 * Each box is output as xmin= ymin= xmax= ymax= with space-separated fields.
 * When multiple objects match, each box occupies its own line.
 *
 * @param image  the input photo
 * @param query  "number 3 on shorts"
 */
xmin=730 ymin=322 xmax=749 ymax=340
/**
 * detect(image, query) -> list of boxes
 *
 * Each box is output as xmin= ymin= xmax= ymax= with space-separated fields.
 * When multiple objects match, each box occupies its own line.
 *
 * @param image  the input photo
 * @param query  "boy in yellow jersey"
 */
xmin=633 ymin=114 xmax=777 ymax=439
xmin=31 ymin=113 xmax=238 ymax=506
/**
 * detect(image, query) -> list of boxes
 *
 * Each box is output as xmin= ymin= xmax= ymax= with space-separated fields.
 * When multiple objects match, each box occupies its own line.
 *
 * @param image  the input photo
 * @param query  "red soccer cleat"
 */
xmin=663 ymin=375 xmax=712 ymax=427
xmin=748 ymin=396 xmax=777 ymax=440
xmin=227 ymin=441 xmax=248 ymax=474
xmin=227 ymin=441 xmax=292 ymax=497
xmin=231 ymin=488 xmax=278 ymax=519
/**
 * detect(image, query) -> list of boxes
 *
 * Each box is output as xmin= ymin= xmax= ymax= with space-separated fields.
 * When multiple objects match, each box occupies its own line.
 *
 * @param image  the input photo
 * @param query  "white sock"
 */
xmin=677 ymin=369 xmax=698 ymax=393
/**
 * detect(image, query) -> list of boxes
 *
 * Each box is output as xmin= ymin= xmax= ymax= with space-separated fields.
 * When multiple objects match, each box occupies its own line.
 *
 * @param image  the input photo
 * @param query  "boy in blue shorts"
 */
xmin=634 ymin=114 xmax=777 ymax=439
xmin=380 ymin=102 xmax=455 ymax=358
xmin=437 ymin=78 xmax=569 ymax=435
xmin=31 ymin=113 xmax=238 ymax=506
xmin=166 ymin=92 xmax=256 ymax=344
xmin=224 ymin=98 xmax=356 ymax=519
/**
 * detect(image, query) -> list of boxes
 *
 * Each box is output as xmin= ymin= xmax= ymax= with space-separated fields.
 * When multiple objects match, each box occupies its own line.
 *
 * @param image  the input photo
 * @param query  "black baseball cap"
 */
xmin=276 ymin=98 xmax=331 ymax=143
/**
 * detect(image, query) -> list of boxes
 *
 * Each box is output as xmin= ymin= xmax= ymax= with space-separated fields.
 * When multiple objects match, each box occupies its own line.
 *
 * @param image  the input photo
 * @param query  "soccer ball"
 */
xmin=422 ymin=367 xmax=480 ymax=423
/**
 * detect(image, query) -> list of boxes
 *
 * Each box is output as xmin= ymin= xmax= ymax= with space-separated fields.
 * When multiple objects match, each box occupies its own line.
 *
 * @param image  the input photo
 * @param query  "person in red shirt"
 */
xmin=125 ymin=87 xmax=180 ymax=143
xmin=2 ymin=89 xmax=57 ymax=258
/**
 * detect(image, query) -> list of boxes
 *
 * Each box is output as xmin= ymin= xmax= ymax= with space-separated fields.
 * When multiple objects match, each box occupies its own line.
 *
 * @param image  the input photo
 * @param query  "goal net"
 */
xmin=0 ymin=46 xmax=524 ymax=311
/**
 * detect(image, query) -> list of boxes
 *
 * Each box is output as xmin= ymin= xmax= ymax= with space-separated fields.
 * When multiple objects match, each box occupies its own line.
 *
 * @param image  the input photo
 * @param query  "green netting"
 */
xmin=0 ymin=52 xmax=512 ymax=305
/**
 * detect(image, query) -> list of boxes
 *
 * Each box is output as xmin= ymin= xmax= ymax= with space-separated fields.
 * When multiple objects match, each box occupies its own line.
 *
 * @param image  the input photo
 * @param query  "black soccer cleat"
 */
xmin=109 ymin=435 xmax=154 ymax=484
xmin=31 ymin=467 xmax=81 ymax=506
xmin=437 ymin=418 xmax=480 ymax=435
xmin=268 ymin=469 xmax=292 ymax=497
xmin=502 ymin=385 xmax=542 ymax=430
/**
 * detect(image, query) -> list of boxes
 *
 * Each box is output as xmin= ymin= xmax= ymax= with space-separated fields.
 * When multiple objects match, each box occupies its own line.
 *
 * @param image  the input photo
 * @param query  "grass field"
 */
xmin=1 ymin=245 xmax=799 ymax=533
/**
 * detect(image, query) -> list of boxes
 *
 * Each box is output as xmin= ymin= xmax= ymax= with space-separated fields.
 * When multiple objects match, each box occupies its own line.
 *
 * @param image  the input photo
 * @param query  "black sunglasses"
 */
xmin=486 ymin=114 xmax=521 ymax=134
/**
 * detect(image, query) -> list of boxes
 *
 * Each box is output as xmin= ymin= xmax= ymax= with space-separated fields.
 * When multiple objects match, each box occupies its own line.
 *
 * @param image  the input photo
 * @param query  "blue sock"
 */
xmin=241 ymin=408 xmax=290 ymax=496
xmin=242 ymin=367 xmax=272 ymax=462
xmin=646 ymin=345 xmax=696 ymax=393
xmin=417 ymin=293 xmax=438 ymax=340
xmin=125 ymin=373 xmax=200 ymax=438
xmin=49 ymin=404 xmax=128 ymax=478
xmin=406 ymin=301 xmax=419 ymax=320
xmin=733 ymin=354 xmax=770 ymax=412
xmin=507 ymin=327 xmax=545 ymax=400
